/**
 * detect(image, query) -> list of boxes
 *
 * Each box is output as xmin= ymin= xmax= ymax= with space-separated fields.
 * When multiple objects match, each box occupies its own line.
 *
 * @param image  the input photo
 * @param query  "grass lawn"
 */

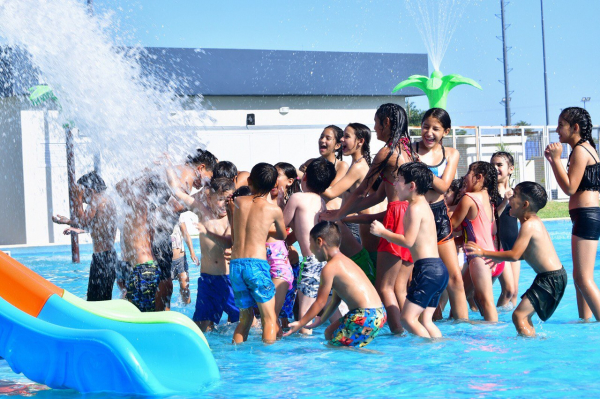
xmin=538 ymin=200 xmax=569 ymax=219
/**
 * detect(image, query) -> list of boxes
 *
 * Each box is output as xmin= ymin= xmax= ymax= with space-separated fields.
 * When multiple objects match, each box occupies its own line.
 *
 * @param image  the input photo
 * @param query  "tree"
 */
xmin=406 ymin=99 xmax=426 ymax=127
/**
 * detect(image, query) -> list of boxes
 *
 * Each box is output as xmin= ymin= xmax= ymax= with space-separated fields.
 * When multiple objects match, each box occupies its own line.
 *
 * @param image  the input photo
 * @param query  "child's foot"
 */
xmin=299 ymin=327 xmax=313 ymax=335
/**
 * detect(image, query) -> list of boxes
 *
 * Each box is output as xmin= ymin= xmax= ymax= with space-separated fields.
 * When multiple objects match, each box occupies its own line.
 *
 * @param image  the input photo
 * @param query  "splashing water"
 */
xmin=0 ymin=0 xmax=207 ymax=185
xmin=404 ymin=0 xmax=471 ymax=72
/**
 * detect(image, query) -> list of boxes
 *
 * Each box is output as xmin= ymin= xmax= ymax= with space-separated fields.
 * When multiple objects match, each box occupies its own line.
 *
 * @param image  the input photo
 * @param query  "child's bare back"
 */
xmin=283 ymin=192 xmax=326 ymax=256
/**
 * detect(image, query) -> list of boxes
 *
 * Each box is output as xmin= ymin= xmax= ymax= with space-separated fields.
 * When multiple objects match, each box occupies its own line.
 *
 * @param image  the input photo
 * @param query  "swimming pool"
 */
xmin=1 ymin=219 xmax=599 ymax=397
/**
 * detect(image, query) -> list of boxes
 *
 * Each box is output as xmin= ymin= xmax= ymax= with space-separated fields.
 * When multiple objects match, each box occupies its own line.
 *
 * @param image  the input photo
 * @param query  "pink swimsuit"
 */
xmin=266 ymin=240 xmax=294 ymax=290
xmin=462 ymin=193 xmax=505 ymax=277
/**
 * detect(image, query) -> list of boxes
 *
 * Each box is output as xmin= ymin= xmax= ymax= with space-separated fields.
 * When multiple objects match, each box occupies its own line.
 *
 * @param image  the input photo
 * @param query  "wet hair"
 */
xmin=324 ymin=125 xmax=344 ymax=161
xmin=186 ymin=148 xmax=217 ymax=171
xmin=248 ymin=163 xmax=277 ymax=196
xmin=367 ymin=103 xmax=413 ymax=181
xmin=231 ymin=185 xmax=252 ymax=199
xmin=305 ymin=158 xmax=336 ymax=194
xmin=422 ymin=108 xmax=451 ymax=131
xmin=347 ymin=123 xmax=372 ymax=165
xmin=397 ymin=162 xmax=433 ymax=195
xmin=447 ymin=177 xmax=464 ymax=206
xmin=274 ymin=162 xmax=302 ymax=203
xmin=560 ymin=107 xmax=595 ymax=148
xmin=310 ymin=221 xmax=341 ymax=247
xmin=145 ymin=174 xmax=171 ymax=208
xmin=77 ymin=171 xmax=107 ymax=192
xmin=491 ymin=151 xmax=514 ymax=167
xmin=515 ymin=182 xmax=547 ymax=212
xmin=467 ymin=161 xmax=499 ymax=202
xmin=213 ymin=161 xmax=238 ymax=181
xmin=209 ymin=177 xmax=236 ymax=194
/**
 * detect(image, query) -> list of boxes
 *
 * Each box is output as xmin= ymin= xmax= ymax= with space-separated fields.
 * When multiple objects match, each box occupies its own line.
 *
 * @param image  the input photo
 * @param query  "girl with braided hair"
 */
xmin=545 ymin=107 xmax=600 ymax=321
xmin=321 ymin=103 xmax=414 ymax=334
xmin=412 ymin=108 xmax=469 ymax=320
xmin=450 ymin=161 xmax=501 ymax=322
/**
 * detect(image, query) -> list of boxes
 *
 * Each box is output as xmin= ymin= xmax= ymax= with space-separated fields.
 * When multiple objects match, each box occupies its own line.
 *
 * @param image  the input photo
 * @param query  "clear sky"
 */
xmin=94 ymin=0 xmax=600 ymax=127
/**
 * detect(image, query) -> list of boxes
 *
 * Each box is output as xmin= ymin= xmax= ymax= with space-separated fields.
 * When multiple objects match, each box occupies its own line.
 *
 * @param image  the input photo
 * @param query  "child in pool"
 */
xmin=321 ymin=103 xmax=414 ymax=334
xmin=491 ymin=151 xmax=520 ymax=308
xmin=411 ymin=108 xmax=468 ymax=320
xmin=320 ymin=123 xmax=376 ymax=283
xmin=169 ymin=218 xmax=197 ymax=306
xmin=370 ymin=162 xmax=448 ymax=338
xmin=450 ymin=161 xmax=500 ymax=322
xmin=546 ymin=107 xmax=600 ymax=321
xmin=230 ymin=163 xmax=287 ymax=344
xmin=284 ymin=158 xmax=336 ymax=334
xmin=465 ymin=182 xmax=567 ymax=336
xmin=284 ymin=221 xmax=386 ymax=348
xmin=298 ymin=125 xmax=349 ymax=210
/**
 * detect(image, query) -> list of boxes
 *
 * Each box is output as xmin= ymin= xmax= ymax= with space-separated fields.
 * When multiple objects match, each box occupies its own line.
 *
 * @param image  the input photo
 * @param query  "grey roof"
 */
xmin=0 ymin=46 xmax=428 ymax=98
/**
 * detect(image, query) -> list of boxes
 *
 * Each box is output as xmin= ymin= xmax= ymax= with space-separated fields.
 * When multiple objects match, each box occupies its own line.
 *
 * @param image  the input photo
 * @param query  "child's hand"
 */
xmin=53 ymin=214 xmax=69 ymax=224
xmin=63 ymin=227 xmax=77 ymax=235
xmin=504 ymin=189 xmax=513 ymax=202
xmin=545 ymin=143 xmax=562 ymax=163
xmin=195 ymin=222 xmax=207 ymax=235
xmin=464 ymin=242 xmax=484 ymax=258
xmin=283 ymin=321 xmax=302 ymax=337
xmin=305 ymin=316 xmax=322 ymax=330
xmin=319 ymin=210 xmax=340 ymax=222
xmin=370 ymin=220 xmax=386 ymax=238
xmin=190 ymin=253 xmax=200 ymax=266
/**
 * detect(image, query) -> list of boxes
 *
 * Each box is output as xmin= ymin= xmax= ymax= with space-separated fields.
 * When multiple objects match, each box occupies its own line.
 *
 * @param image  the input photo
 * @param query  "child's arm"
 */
xmin=496 ymin=189 xmax=513 ymax=216
xmin=320 ymin=163 xmax=363 ymax=201
xmin=341 ymin=211 xmax=386 ymax=225
xmin=321 ymin=182 xmax=386 ymax=222
xmin=284 ymin=229 xmax=297 ymax=247
xmin=282 ymin=195 xmax=298 ymax=228
xmin=465 ymin=221 xmax=533 ymax=262
xmin=370 ymin=208 xmax=420 ymax=248
xmin=273 ymin=207 xmax=287 ymax=241
xmin=284 ymin=270 xmax=333 ymax=336
xmin=450 ymin=194 xmax=474 ymax=231
xmin=180 ymin=221 xmax=199 ymax=266
xmin=431 ymin=148 xmax=459 ymax=194
xmin=545 ymin=143 xmax=586 ymax=195
xmin=306 ymin=291 xmax=342 ymax=330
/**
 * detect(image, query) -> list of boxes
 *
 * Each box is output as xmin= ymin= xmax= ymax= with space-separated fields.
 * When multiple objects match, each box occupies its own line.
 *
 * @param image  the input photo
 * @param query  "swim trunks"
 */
xmin=350 ymin=248 xmax=376 ymax=284
xmin=171 ymin=254 xmax=189 ymax=280
xmin=230 ymin=258 xmax=275 ymax=309
xmin=298 ymin=255 xmax=326 ymax=298
xmin=377 ymin=201 xmax=413 ymax=263
xmin=523 ymin=266 xmax=567 ymax=321
xmin=570 ymin=207 xmax=600 ymax=241
xmin=406 ymin=258 xmax=449 ymax=308
xmin=280 ymin=261 xmax=301 ymax=319
xmin=193 ymin=273 xmax=240 ymax=324
xmin=87 ymin=248 xmax=117 ymax=301
xmin=152 ymin=239 xmax=173 ymax=281
xmin=430 ymin=199 xmax=453 ymax=244
xmin=266 ymin=240 xmax=294 ymax=290
xmin=331 ymin=306 xmax=387 ymax=348
xmin=125 ymin=261 xmax=160 ymax=312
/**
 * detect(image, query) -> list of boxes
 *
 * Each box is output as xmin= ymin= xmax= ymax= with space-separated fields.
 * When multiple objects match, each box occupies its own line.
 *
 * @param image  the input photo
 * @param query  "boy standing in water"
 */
xmin=465 ymin=182 xmax=567 ymax=336
xmin=53 ymin=171 xmax=117 ymax=301
xmin=283 ymin=158 xmax=336 ymax=334
xmin=230 ymin=163 xmax=287 ymax=344
xmin=284 ymin=221 xmax=386 ymax=348
xmin=370 ymin=162 xmax=448 ymax=338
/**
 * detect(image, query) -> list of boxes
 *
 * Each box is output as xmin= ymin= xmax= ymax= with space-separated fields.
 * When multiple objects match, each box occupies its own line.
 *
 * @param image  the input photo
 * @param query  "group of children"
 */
xmin=53 ymin=103 xmax=600 ymax=348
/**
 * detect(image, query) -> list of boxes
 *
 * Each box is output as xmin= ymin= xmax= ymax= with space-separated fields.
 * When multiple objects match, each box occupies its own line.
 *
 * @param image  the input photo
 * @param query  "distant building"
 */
xmin=0 ymin=47 xmax=427 ymax=246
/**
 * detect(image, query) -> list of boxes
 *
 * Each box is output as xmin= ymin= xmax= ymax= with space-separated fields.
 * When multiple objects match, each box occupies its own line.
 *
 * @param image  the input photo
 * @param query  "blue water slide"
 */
xmin=0 ymin=296 xmax=166 ymax=395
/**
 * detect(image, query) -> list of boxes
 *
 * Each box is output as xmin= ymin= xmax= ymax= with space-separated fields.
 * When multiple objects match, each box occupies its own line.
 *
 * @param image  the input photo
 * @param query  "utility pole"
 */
xmin=66 ymin=127 xmax=80 ymax=263
xmin=497 ymin=0 xmax=513 ymax=126
xmin=540 ymin=0 xmax=550 ymax=126
xmin=86 ymin=0 xmax=102 ymax=175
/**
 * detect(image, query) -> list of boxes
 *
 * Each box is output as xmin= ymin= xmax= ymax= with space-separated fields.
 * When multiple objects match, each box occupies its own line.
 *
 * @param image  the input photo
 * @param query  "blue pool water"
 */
xmin=1 ymin=219 xmax=600 ymax=397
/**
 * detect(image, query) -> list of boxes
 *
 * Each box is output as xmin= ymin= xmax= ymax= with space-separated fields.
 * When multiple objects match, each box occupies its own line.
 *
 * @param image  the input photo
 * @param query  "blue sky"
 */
xmin=95 ymin=0 xmax=600 ymax=127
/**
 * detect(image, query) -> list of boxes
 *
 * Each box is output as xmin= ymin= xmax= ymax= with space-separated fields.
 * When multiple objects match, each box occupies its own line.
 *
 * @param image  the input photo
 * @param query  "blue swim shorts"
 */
xmin=193 ymin=273 xmax=240 ymax=324
xmin=230 ymin=258 xmax=275 ymax=309
xmin=406 ymin=258 xmax=449 ymax=308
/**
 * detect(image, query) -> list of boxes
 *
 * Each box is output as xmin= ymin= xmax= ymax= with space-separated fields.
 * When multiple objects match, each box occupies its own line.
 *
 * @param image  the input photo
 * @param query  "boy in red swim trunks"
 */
xmin=284 ymin=221 xmax=386 ymax=348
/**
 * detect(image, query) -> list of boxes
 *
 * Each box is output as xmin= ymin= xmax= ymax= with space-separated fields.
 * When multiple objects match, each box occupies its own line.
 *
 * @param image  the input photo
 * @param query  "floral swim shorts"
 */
xmin=331 ymin=306 xmax=387 ymax=348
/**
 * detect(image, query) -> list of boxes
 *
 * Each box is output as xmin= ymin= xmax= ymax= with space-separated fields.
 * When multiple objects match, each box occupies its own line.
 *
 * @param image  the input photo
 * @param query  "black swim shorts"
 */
xmin=430 ymin=200 xmax=453 ymax=244
xmin=87 ymin=249 xmax=117 ymax=301
xmin=406 ymin=257 xmax=449 ymax=308
xmin=523 ymin=266 xmax=567 ymax=321
xmin=570 ymin=207 xmax=600 ymax=241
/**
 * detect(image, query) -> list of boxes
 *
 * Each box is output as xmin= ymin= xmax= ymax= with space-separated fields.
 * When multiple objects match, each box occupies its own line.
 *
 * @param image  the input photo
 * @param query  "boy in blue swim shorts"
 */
xmin=230 ymin=163 xmax=287 ymax=344
xmin=371 ymin=162 xmax=448 ymax=338
xmin=285 ymin=222 xmax=386 ymax=348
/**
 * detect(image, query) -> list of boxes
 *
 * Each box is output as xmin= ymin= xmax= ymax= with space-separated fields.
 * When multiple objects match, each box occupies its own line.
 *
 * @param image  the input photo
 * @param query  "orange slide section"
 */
xmin=0 ymin=251 xmax=63 ymax=317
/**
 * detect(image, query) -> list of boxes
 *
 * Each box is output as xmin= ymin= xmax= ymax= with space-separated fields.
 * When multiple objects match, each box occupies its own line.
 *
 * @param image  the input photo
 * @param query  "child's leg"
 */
xmin=196 ymin=320 xmax=215 ymax=332
xmin=155 ymin=278 xmax=173 ymax=311
xmin=433 ymin=290 xmax=448 ymax=321
xmin=233 ymin=308 xmax=254 ymax=344
xmin=394 ymin=261 xmax=413 ymax=312
xmin=438 ymin=241 xmax=469 ymax=319
xmin=512 ymin=296 xmax=536 ymax=336
xmin=421 ymin=307 xmax=442 ymax=338
xmin=400 ymin=300 xmax=430 ymax=338
xmin=256 ymin=297 xmax=278 ymax=344
xmin=377 ymin=252 xmax=405 ymax=334
xmin=497 ymin=263 xmax=516 ymax=307
xmin=461 ymin=265 xmax=478 ymax=312
xmin=272 ymin=278 xmax=288 ymax=337
xmin=511 ymin=261 xmax=521 ymax=307
xmin=179 ymin=272 xmax=191 ymax=305
xmin=469 ymin=258 xmax=498 ymax=322
xmin=572 ymin=236 xmax=600 ymax=320
xmin=297 ymin=292 xmax=316 ymax=334
xmin=325 ymin=318 xmax=342 ymax=341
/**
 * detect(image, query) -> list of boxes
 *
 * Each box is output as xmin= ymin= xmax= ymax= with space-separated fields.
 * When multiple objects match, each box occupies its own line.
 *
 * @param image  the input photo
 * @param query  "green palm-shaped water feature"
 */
xmin=392 ymin=70 xmax=482 ymax=110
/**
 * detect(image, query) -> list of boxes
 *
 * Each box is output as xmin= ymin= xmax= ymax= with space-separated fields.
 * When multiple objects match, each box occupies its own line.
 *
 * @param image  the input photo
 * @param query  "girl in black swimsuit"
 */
xmin=545 ymin=107 xmax=600 ymax=321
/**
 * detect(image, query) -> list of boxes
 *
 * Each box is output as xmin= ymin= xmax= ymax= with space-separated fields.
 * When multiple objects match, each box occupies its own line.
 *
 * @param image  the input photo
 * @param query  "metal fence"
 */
xmin=408 ymin=125 xmax=600 ymax=201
